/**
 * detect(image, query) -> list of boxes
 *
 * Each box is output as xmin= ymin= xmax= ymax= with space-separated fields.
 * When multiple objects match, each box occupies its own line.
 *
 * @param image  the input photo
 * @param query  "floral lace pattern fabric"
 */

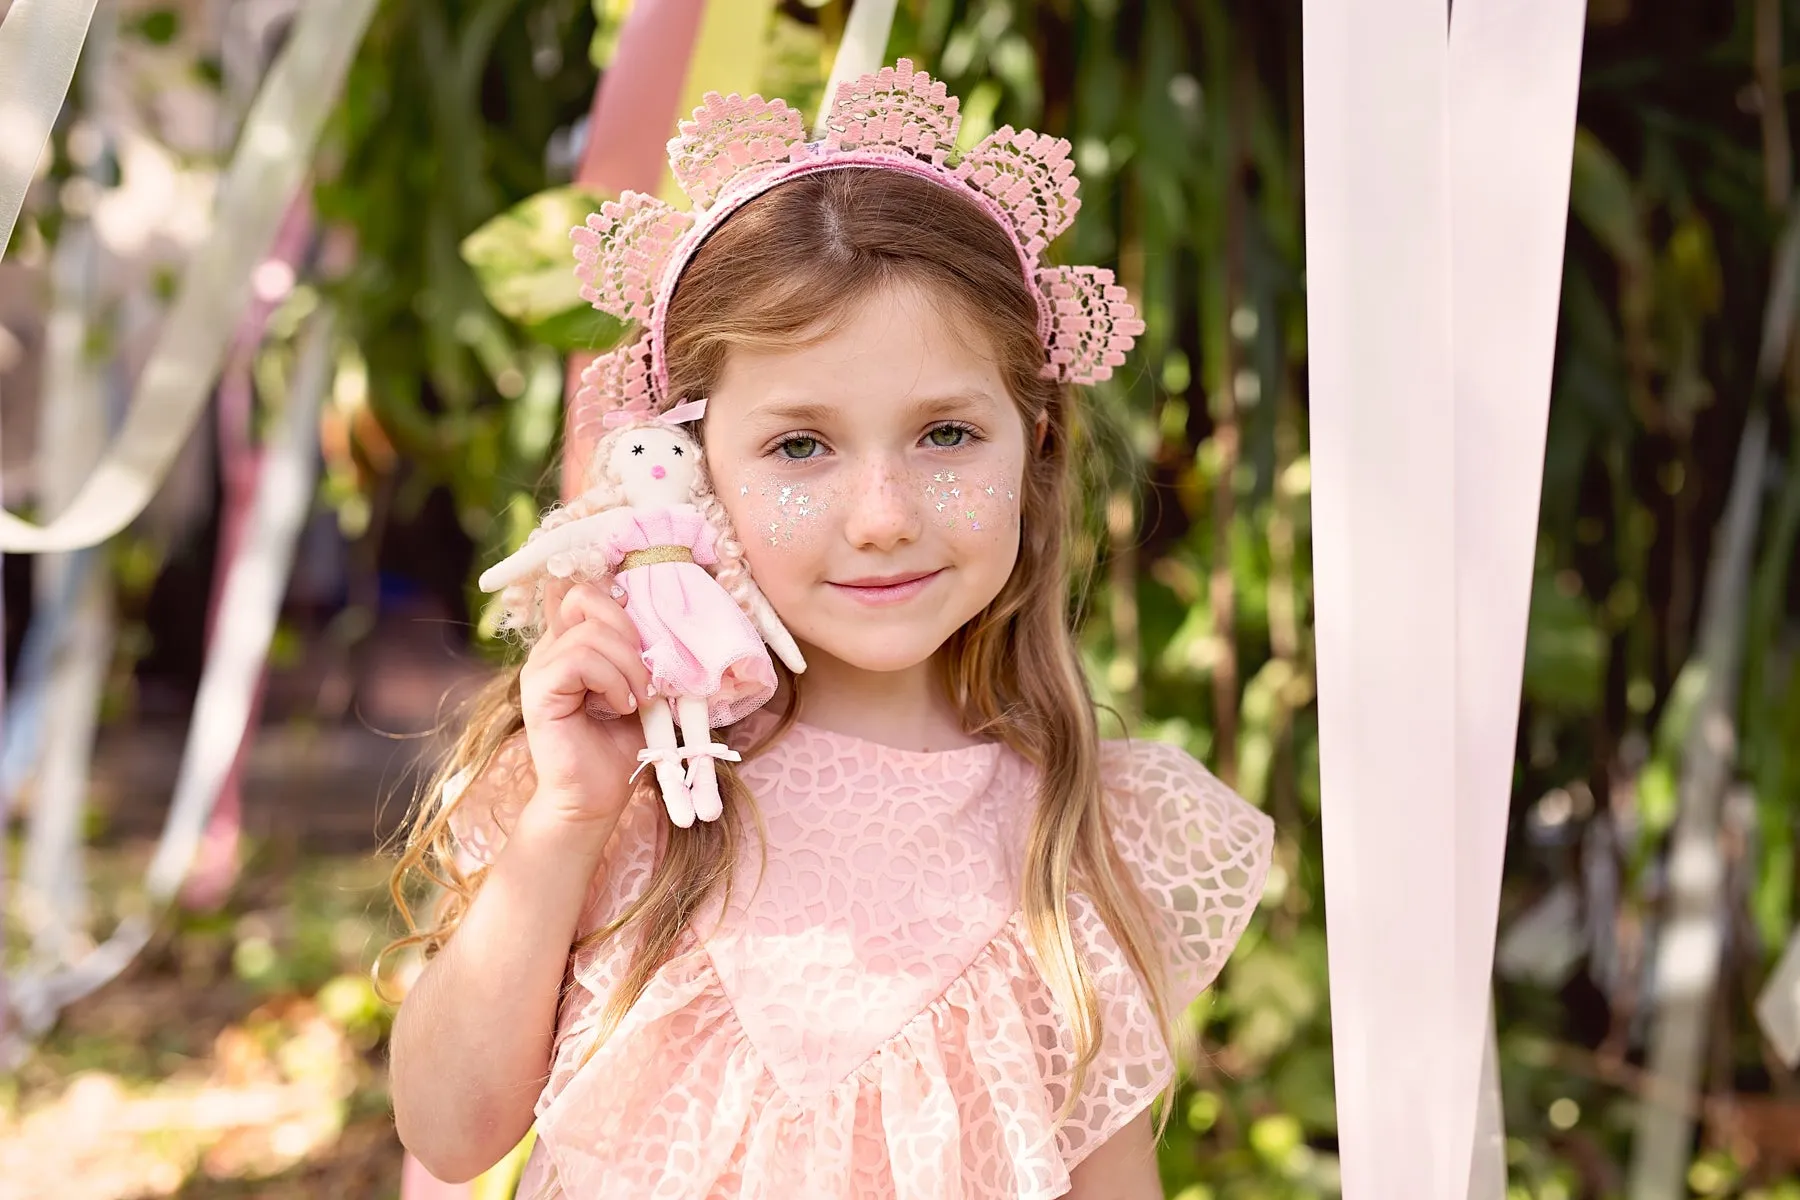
xmin=449 ymin=719 xmax=1273 ymax=1199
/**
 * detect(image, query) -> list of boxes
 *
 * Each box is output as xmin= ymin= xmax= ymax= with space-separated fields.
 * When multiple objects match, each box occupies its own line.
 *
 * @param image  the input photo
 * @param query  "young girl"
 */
xmin=386 ymin=62 xmax=1275 ymax=1199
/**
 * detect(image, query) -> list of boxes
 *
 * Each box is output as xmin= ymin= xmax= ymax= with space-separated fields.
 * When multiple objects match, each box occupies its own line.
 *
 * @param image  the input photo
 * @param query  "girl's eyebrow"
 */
xmin=751 ymin=391 xmax=1001 ymax=427
xmin=906 ymin=390 xmax=1004 ymax=419
xmin=753 ymin=400 xmax=840 ymax=426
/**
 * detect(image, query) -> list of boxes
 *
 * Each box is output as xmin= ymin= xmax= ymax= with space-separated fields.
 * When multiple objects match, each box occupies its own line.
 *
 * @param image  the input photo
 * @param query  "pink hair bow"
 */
xmin=601 ymin=396 xmax=709 ymax=429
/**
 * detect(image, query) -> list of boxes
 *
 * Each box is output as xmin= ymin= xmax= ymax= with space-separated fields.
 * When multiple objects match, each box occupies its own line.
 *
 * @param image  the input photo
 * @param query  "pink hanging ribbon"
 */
xmin=600 ymin=396 xmax=707 ymax=429
xmin=560 ymin=0 xmax=710 ymax=503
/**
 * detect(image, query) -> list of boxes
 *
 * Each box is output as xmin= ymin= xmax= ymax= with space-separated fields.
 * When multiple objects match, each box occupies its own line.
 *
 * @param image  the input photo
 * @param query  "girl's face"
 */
xmin=702 ymin=282 xmax=1029 ymax=677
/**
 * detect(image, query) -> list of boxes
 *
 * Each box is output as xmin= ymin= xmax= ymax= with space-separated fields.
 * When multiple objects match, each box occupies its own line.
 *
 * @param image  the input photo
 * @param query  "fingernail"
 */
xmin=645 ymin=683 xmax=656 ymax=698
xmin=626 ymin=695 xmax=638 ymax=712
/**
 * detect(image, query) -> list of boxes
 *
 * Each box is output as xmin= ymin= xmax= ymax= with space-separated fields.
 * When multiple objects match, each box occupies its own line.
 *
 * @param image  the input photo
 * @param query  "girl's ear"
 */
xmin=1034 ymin=411 xmax=1049 ymax=453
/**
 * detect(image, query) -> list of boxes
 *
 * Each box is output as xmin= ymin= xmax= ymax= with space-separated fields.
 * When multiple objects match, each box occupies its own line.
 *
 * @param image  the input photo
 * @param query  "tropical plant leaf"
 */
xmin=460 ymin=184 xmax=620 ymax=346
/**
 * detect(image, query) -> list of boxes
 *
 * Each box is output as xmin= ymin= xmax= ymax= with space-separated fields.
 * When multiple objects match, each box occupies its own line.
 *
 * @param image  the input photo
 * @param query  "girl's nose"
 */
xmin=651 ymin=465 xmax=667 ymax=480
xmin=843 ymin=462 xmax=920 ymax=550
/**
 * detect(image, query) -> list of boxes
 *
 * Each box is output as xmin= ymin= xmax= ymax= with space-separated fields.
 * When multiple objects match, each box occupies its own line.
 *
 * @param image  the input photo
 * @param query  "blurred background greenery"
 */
xmin=2 ymin=0 xmax=1798 ymax=1197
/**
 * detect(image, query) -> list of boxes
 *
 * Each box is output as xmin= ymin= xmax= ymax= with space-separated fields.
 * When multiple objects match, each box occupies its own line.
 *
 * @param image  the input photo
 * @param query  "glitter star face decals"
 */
xmin=723 ymin=463 xmax=1019 ymax=556
xmin=920 ymin=470 xmax=1016 ymax=535
xmin=733 ymin=474 xmax=841 ymax=548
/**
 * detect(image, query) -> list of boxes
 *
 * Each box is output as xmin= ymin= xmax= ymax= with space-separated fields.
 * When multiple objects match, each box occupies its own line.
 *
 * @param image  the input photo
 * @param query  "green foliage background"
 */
xmin=307 ymin=1 xmax=1800 ymax=1195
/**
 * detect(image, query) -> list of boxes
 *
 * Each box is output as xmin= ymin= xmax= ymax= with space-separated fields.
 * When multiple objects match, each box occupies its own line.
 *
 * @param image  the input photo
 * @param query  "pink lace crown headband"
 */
xmin=567 ymin=59 xmax=1145 ymax=431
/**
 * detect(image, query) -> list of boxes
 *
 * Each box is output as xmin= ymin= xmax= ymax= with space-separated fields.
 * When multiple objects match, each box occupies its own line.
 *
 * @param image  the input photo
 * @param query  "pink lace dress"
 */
xmin=449 ymin=717 xmax=1274 ymax=1199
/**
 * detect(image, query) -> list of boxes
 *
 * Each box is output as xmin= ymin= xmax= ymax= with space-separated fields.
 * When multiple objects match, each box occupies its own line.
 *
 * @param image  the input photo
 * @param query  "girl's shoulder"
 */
xmin=1093 ymin=736 xmax=1277 ymax=1007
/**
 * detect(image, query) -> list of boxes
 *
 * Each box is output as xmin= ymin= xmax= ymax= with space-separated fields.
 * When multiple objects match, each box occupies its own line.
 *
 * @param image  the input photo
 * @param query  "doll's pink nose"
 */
xmin=651 ymin=465 xmax=667 ymax=480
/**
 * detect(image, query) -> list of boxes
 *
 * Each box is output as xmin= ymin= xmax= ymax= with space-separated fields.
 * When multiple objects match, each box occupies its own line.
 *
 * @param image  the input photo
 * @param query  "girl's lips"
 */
xmin=828 ymin=570 xmax=943 ymax=606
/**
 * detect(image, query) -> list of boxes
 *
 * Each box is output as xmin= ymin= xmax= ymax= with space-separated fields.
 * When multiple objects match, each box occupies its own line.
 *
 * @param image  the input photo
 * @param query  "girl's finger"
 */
xmin=536 ymin=646 xmax=638 ymax=719
xmin=558 ymin=619 xmax=653 ymax=701
xmin=541 ymin=577 xmax=576 ymax=640
xmin=560 ymin=581 xmax=637 ymax=641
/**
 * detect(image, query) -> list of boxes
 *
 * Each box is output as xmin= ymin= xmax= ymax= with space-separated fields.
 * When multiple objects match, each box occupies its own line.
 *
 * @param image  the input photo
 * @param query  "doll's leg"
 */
xmin=675 ymin=696 xmax=723 ymax=823
xmin=637 ymin=696 xmax=695 ymax=827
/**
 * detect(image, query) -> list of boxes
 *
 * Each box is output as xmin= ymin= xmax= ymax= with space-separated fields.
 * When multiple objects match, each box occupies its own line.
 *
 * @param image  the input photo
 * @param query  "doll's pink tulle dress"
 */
xmin=449 ymin=714 xmax=1274 ymax=1200
xmin=585 ymin=504 xmax=775 ymax=727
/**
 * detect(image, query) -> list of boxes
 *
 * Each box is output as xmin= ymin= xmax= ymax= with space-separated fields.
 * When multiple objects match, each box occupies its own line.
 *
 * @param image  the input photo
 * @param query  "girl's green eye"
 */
xmin=777 ymin=436 xmax=822 ymax=460
xmin=926 ymin=424 xmax=969 ymax=448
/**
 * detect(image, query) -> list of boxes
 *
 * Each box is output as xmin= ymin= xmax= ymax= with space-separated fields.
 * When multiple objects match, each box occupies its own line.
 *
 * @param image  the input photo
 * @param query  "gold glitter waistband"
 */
xmin=618 ymin=545 xmax=694 ymax=572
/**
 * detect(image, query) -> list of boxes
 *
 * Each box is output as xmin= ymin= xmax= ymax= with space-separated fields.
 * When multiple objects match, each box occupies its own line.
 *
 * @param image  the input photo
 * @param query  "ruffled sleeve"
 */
xmin=443 ymin=732 xmax=538 ymax=872
xmin=1100 ymin=737 xmax=1276 ymax=1010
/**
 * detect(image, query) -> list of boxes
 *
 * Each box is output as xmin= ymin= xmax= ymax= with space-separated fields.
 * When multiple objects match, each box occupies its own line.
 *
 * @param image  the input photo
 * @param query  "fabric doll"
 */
xmin=476 ymin=398 xmax=806 ymax=828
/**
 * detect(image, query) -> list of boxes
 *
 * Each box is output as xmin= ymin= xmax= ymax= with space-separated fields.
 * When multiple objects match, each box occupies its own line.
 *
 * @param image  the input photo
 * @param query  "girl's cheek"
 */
xmin=729 ymin=472 xmax=843 ymax=552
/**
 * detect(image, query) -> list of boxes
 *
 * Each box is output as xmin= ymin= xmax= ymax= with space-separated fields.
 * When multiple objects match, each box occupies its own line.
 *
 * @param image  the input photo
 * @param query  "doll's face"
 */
xmin=702 ymin=281 xmax=1028 ymax=676
xmin=606 ymin=424 xmax=701 ymax=508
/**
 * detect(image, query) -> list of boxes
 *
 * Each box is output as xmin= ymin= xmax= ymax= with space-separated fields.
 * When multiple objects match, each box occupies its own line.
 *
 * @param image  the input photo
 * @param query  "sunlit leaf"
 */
xmin=460 ymin=184 xmax=614 ymax=331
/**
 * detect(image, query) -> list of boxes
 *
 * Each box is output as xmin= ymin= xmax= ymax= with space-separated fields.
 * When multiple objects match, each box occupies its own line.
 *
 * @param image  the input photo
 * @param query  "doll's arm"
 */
xmin=477 ymin=508 xmax=626 ymax=594
xmin=690 ymin=513 xmax=720 ymax=566
xmin=742 ymin=578 xmax=806 ymax=674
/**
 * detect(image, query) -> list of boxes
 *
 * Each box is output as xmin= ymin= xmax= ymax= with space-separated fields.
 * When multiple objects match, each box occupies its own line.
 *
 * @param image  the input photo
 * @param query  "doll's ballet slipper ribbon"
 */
xmin=1301 ymin=0 xmax=1585 ymax=1196
xmin=679 ymin=743 xmax=741 ymax=765
xmin=629 ymin=743 xmax=740 ymax=785
xmin=630 ymin=745 xmax=688 ymax=785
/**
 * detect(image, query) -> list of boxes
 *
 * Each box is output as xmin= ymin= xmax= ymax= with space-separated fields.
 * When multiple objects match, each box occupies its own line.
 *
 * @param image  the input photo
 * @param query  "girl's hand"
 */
xmin=518 ymin=580 xmax=651 ymax=827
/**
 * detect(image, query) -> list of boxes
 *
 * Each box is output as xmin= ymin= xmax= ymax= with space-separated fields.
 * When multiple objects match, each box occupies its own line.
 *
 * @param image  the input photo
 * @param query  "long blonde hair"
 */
xmin=383 ymin=166 xmax=1181 ymax=1138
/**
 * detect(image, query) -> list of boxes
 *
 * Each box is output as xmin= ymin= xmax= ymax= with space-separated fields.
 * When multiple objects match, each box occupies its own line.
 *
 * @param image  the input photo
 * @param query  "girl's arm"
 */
xmin=1066 ymin=1111 xmax=1163 ymax=1200
xmin=389 ymin=802 xmax=618 ymax=1182
xmin=392 ymin=582 xmax=651 ymax=1183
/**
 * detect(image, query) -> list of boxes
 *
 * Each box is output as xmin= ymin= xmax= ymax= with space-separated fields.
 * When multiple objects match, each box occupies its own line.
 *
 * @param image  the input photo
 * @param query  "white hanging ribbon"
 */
xmin=0 ymin=0 xmax=375 ymax=554
xmin=1467 ymin=1002 xmax=1509 ymax=1200
xmin=1628 ymin=427 xmax=1769 ymax=1199
xmin=4 ymin=306 xmax=335 ymax=1039
xmin=0 ymin=0 xmax=102 ymax=259
xmin=1447 ymin=0 xmax=1588 ymax=1186
xmin=18 ymin=210 xmax=115 ymax=969
xmin=1303 ymin=2 xmax=1458 ymax=1191
xmin=0 ymin=0 xmax=117 ymax=1065
xmin=1303 ymin=0 xmax=1586 ymax=1194
xmin=812 ymin=0 xmax=898 ymax=136
xmin=1755 ymin=927 xmax=1800 ymax=1068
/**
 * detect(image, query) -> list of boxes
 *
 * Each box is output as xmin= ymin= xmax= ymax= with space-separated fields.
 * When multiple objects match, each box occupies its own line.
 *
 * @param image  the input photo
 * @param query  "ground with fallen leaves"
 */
xmin=1 ymin=843 xmax=410 ymax=1200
